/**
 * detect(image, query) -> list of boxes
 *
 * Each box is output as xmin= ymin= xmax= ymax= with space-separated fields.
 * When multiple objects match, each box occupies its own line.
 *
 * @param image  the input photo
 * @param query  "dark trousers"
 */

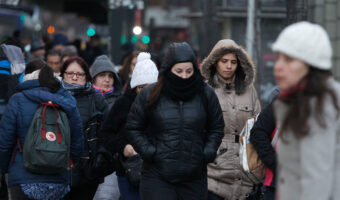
xmin=8 ymin=186 xmax=32 ymax=200
xmin=0 ymin=175 xmax=8 ymax=200
xmin=139 ymin=170 xmax=207 ymax=200
xmin=63 ymin=184 xmax=99 ymax=200
xmin=117 ymin=175 xmax=140 ymax=200
xmin=207 ymin=191 xmax=223 ymax=200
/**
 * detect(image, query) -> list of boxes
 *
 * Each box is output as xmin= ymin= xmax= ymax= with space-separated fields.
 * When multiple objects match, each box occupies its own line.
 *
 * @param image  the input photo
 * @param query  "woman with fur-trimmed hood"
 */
xmin=201 ymin=39 xmax=261 ymax=200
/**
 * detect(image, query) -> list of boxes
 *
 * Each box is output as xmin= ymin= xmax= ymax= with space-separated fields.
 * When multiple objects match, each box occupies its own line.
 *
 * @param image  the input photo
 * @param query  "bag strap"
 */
xmin=40 ymin=101 xmax=62 ymax=144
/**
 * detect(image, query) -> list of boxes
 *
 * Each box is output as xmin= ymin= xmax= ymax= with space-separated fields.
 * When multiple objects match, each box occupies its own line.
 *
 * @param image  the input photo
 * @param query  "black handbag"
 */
xmin=121 ymin=154 xmax=143 ymax=187
xmin=71 ymin=113 xmax=117 ymax=187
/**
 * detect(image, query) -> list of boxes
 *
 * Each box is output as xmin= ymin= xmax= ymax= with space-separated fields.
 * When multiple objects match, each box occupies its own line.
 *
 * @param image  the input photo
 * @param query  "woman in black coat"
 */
xmin=100 ymin=52 xmax=159 ymax=200
xmin=249 ymin=88 xmax=279 ymax=200
xmin=125 ymin=42 xmax=225 ymax=200
xmin=60 ymin=57 xmax=108 ymax=200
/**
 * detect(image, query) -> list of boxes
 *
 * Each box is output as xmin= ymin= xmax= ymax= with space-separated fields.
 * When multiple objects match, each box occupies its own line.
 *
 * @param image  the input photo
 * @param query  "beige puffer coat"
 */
xmin=201 ymin=39 xmax=261 ymax=200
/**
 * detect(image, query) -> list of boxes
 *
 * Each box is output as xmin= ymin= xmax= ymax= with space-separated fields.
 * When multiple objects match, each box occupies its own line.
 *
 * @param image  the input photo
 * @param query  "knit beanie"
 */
xmin=90 ymin=55 xmax=117 ymax=78
xmin=130 ymin=52 xmax=159 ymax=88
xmin=272 ymin=21 xmax=332 ymax=70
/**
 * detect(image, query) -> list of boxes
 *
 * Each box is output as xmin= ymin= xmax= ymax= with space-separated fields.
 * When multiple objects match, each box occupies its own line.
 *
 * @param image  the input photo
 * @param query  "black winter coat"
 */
xmin=250 ymin=102 xmax=277 ymax=187
xmin=65 ymin=84 xmax=109 ymax=186
xmin=125 ymin=83 xmax=225 ymax=183
xmin=70 ymin=86 xmax=108 ymax=129
xmin=100 ymin=89 xmax=137 ymax=176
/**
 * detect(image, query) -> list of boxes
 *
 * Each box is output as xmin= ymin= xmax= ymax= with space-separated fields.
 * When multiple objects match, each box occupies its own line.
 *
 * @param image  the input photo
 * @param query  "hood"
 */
xmin=90 ymin=55 xmax=123 ymax=91
xmin=1 ymin=44 xmax=25 ymax=75
xmin=17 ymin=79 xmax=78 ymax=113
xmin=160 ymin=42 xmax=199 ymax=75
xmin=200 ymin=39 xmax=255 ymax=94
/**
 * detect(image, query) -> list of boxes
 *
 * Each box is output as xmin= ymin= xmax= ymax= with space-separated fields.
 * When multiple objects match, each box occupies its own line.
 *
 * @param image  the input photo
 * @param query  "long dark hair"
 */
xmin=119 ymin=51 xmax=139 ymax=83
xmin=145 ymin=76 xmax=164 ymax=110
xmin=281 ymin=68 xmax=340 ymax=138
xmin=209 ymin=57 xmax=246 ymax=95
xmin=39 ymin=66 xmax=61 ymax=93
xmin=60 ymin=56 xmax=91 ymax=82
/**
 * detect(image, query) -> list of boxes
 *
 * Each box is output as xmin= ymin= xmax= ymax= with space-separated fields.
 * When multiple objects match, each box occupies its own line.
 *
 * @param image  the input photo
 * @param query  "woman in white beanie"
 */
xmin=272 ymin=21 xmax=340 ymax=200
xmin=100 ymin=52 xmax=158 ymax=200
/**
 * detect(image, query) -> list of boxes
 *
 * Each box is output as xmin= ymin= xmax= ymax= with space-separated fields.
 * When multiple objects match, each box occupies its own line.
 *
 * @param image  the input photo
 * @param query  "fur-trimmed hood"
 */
xmin=201 ymin=39 xmax=256 ymax=94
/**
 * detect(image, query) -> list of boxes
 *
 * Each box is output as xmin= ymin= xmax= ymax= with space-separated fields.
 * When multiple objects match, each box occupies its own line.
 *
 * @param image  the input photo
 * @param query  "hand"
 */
xmin=123 ymin=144 xmax=137 ymax=157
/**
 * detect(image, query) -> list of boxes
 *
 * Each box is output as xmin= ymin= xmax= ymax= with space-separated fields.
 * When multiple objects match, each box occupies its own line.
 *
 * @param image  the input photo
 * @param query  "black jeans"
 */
xmin=63 ymin=183 xmax=99 ymax=200
xmin=8 ymin=186 xmax=32 ymax=200
xmin=139 ymin=169 xmax=207 ymax=200
xmin=0 ymin=175 xmax=8 ymax=200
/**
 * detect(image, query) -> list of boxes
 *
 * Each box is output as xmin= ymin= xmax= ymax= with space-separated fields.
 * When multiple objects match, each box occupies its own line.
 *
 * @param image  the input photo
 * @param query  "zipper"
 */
xmin=179 ymin=101 xmax=184 ymax=165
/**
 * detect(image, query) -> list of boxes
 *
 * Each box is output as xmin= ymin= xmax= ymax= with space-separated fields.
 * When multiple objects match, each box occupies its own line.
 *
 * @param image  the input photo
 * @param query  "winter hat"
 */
xmin=272 ymin=21 xmax=332 ymax=70
xmin=90 ymin=55 xmax=117 ymax=78
xmin=130 ymin=52 xmax=159 ymax=88
xmin=30 ymin=39 xmax=45 ymax=52
xmin=53 ymin=34 xmax=68 ymax=46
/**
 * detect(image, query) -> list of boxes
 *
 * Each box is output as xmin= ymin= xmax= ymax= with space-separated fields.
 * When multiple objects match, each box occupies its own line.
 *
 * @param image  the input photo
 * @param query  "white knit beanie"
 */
xmin=272 ymin=21 xmax=332 ymax=70
xmin=130 ymin=52 xmax=159 ymax=88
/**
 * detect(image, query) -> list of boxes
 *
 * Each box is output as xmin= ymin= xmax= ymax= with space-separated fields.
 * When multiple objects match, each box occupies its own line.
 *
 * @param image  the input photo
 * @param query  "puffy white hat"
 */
xmin=272 ymin=21 xmax=333 ymax=70
xmin=130 ymin=52 xmax=159 ymax=88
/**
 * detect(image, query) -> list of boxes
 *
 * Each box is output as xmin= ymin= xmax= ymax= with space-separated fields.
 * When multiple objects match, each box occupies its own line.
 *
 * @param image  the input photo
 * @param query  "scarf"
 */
xmin=61 ymin=81 xmax=92 ymax=96
xmin=92 ymin=85 xmax=114 ymax=96
xmin=163 ymin=70 xmax=204 ymax=101
xmin=278 ymin=77 xmax=308 ymax=99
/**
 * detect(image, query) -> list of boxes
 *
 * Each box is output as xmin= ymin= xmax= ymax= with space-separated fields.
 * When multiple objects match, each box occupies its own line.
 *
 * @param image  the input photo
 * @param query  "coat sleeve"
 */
xmin=250 ymin=103 xmax=276 ymax=172
xmin=99 ymin=98 xmax=129 ymax=154
xmin=0 ymin=95 xmax=19 ymax=173
xmin=68 ymin=105 xmax=84 ymax=163
xmin=125 ymin=89 xmax=156 ymax=163
xmin=60 ymin=93 xmax=84 ymax=163
xmin=203 ymin=86 xmax=225 ymax=163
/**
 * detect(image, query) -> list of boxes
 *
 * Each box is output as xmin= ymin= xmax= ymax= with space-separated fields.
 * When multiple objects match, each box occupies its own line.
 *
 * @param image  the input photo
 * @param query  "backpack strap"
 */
xmin=40 ymin=101 xmax=62 ymax=144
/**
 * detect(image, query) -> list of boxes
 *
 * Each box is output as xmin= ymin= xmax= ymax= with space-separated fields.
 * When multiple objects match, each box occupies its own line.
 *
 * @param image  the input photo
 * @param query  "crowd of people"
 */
xmin=0 ymin=21 xmax=339 ymax=200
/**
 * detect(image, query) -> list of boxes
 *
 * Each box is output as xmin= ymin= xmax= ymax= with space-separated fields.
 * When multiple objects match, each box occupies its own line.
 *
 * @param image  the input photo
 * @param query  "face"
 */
xmin=46 ymin=55 xmax=62 ymax=73
xmin=130 ymin=57 xmax=137 ymax=73
xmin=136 ymin=84 xmax=147 ymax=94
xmin=94 ymin=72 xmax=114 ymax=91
xmin=63 ymin=62 xmax=86 ymax=86
xmin=171 ymin=62 xmax=194 ymax=79
xmin=274 ymin=52 xmax=309 ymax=91
xmin=216 ymin=53 xmax=238 ymax=83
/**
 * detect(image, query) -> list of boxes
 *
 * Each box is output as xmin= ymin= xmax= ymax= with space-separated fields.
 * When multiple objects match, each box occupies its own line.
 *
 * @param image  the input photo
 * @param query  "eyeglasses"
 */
xmin=64 ymin=71 xmax=86 ymax=78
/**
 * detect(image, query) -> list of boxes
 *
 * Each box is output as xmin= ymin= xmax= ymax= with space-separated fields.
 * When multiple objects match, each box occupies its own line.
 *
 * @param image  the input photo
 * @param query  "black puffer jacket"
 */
xmin=125 ymin=83 xmax=224 ymax=183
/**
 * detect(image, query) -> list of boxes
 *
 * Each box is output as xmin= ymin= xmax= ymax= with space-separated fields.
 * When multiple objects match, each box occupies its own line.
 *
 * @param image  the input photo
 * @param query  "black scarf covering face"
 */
xmin=163 ymin=69 xmax=204 ymax=101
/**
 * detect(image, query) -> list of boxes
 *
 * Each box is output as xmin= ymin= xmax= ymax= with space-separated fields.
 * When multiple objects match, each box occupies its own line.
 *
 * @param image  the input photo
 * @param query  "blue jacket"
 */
xmin=0 ymin=79 xmax=84 ymax=187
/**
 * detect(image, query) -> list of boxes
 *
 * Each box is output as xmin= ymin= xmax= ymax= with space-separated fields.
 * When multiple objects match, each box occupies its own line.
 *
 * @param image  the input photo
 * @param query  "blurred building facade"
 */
xmin=308 ymin=0 xmax=340 ymax=80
